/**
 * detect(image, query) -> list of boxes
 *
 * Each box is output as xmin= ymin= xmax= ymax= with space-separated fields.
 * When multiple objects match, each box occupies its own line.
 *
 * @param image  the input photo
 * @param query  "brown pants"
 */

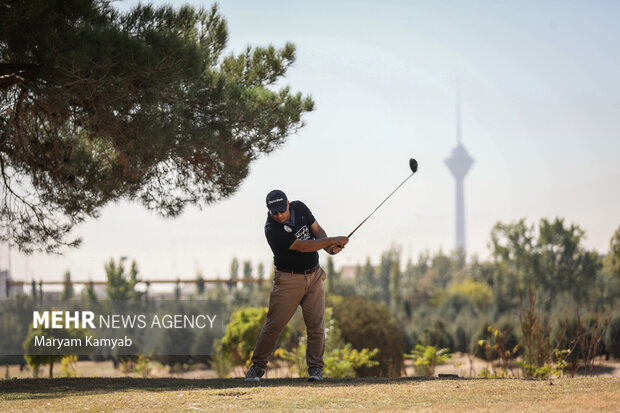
xmin=250 ymin=266 xmax=326 ymax=370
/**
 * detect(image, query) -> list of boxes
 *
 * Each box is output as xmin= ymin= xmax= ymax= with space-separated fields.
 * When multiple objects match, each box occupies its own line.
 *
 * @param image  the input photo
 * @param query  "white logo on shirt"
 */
xmin=284 ymin=225 xmax=292 ymax=232
xmin=295 ymin=225 xmax=311 ymax=241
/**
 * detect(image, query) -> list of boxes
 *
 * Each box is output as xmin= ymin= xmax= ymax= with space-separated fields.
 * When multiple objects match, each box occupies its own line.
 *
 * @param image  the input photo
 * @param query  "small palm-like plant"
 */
xmin=405 ymin=344 xmax=453 ymax=377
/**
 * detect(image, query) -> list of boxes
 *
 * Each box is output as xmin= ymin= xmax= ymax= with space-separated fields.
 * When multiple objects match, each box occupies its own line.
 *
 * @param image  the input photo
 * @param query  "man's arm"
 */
xmin=310 ymin=221 xmax=344 ymax=255
xmin=311 ymin=221 xmax=328 ymax=239
xmin=289 ymin=220 xmax=348 ymax=253
xmin=289 ymin=237 xmax=348 ymax=253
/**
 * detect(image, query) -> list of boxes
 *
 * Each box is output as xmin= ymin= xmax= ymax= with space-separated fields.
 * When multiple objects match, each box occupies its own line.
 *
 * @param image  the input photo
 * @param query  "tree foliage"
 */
xmin=60 ymin=270 xmax=74 ymax=301
xmin=604 ymin=225 xmax=620 ymax=286
xmin=0 ymin=1 xmax=313 ymax=253
xmin=490 ymin=218 xmax=601 ymax=308
xmin=22 ymin=321 xmax=88 ymax=378
xmin=104 ymin=258 xmax=143 ymax=301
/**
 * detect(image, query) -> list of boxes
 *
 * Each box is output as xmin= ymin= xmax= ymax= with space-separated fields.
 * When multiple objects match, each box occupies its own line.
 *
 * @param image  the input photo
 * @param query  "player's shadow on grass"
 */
xmin=0 ymin=377 xmax=446 ymax=401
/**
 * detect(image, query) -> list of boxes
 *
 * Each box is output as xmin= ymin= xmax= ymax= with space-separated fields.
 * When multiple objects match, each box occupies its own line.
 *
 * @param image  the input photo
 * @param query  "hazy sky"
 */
xmin=4 ymin=0 xmax=620 ymax=284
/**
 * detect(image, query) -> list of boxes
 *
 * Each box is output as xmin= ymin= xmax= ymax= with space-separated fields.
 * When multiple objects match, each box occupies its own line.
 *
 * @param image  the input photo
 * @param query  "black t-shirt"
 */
xmin=265 ymin=200 xmax=318 ymax=271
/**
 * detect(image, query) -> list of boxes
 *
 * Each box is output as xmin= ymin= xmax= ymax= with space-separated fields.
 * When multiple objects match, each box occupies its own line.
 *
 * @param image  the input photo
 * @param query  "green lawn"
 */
xmin=1 ymin=377 xmax=619 ymax=412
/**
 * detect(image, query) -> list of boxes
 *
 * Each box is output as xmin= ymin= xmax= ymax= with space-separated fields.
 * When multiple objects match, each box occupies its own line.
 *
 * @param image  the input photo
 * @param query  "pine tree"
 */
xmin=228 ymin=257 xmax=239 ymax=291
xmin=60 ymin=270 xmax=73 ymax=301
xmin=242 ymin=260 xmax=253 ymax=292
xmin=0 ymin=1 xmax=314 ymax=253
xmin=196 ymin=271 xmax=205 ymax=296
xmin=325 ymin=256 xmax=341 ymax=294
xmin=104 ymin=258 xmax=143 ymax=301
xmin=257 ymin=262 xmax=265 ymax=285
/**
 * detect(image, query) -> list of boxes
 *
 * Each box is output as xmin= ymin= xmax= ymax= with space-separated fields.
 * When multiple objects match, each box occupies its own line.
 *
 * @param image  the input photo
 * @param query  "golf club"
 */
xmin=347 ymin=158 xmax=418 ymax=239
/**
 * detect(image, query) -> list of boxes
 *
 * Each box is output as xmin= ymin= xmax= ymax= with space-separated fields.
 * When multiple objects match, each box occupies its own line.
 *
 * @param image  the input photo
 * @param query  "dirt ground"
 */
xmin=4 ymin=353 xmax=620 ymax=379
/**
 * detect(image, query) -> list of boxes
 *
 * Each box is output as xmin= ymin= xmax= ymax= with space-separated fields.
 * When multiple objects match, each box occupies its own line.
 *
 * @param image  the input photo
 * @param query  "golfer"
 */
xmin=245 ymin=189 xmax=349 ymax=382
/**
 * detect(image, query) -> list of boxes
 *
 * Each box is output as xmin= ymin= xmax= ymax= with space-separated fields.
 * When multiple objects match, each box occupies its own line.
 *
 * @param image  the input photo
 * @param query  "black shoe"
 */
xmin=308 ymin=367 xmax=323 ymax=382
xmin=244 ymin=365 xmax=265 ymax=382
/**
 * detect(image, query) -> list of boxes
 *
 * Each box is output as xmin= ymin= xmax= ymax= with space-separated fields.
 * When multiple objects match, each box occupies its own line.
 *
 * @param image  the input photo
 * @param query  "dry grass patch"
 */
xmin=1 ymin=377 xmax=619 ymax=412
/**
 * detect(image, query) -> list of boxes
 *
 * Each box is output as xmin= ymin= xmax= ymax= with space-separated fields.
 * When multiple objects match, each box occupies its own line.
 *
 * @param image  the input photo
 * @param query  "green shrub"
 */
xmin=517 ymin=349 xmax=569 ymax=379
xmin=474 ymin=319 xmax=519 ymax=361
xmin=447 ymin=278 xmax=493 ymax=310
xmin=221 ymin=307 xmax=268 ymax=367
xmin=209 ymin=339 xmax=234 ymax=378
xmin=276 ymin=340 xmax=308 ymax=377
xmin=134 ymin=354 xmax=152 ymax=378
xmin=324 ymin=345 xmax=379 ymax=378
xmin=221 ymin=307 xmax=290 ymax=368
xmin=59 ymin=355 xmax=78 ymax=377
xmin=277 ymin=308 xmax=379 ymax=378
xmin=405 ymin=344 xmax=452 ymax=377
xmin=333 ymin=296 xmax=404 ymax=377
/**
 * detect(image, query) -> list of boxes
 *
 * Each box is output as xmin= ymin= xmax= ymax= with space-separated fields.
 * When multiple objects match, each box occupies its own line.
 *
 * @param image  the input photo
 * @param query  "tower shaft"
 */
xmin=455 ymin=178 xmax=466 ymax=251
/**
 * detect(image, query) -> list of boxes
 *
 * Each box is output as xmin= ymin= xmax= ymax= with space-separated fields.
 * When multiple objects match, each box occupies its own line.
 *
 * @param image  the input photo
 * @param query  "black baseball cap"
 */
xmin=266 ymin=189 xmax=288 ymax=214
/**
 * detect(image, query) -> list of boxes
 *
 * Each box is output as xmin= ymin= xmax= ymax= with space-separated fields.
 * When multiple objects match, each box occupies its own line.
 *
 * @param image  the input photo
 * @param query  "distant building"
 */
xmin=445 ymin=95 xmax=474 ymax=255
xmin=340 ymin=266 xmax=357 ymax=281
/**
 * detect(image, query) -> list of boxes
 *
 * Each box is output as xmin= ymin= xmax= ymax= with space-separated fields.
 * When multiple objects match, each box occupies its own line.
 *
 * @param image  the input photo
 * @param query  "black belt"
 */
xmin=276 ymin=265 xmax=319 ymax=275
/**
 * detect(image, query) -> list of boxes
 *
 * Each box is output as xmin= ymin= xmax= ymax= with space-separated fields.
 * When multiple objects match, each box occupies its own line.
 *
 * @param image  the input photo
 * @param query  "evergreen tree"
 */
xmin=356 ymin=257 xmax=378 ymax=300
xmin=378 ymin=249 xmax=396 ymax=305
xmin=196 ymin=271 xmax=205 ymax=296
xmin=105 ymin=258 xmax=143 ymax=301
xmin=257 ymin=262 xmax=265 ymax=285
xmin=174 ymin=280 xmax=181 ymax=300
xmin=0 ymin=1 xmax=314 ymax=253
xmin=604 ymin=225 xmax=620 ymax=284
xmin=325 ymin=256 xmax=340 ymax=293
xmin=228 ymin=257 xmax=239 ymax=291
xmin=600 ymin=225 xmax=620 ymax=307
xmin=30 ymin=280 xmax=37 ymax=301
xmin=242 ymin=260 xmax=253 ymax=292
xmin=60 ymin=270 xmax=73 ymax=301
xmin=389 ymin=256 xmax=401 ymax=317
xmin=84 ymin=281 xmax=98 ymax=302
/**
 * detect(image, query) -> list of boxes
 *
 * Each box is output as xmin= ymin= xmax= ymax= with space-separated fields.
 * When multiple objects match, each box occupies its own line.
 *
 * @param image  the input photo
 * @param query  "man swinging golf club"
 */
xmin=245 ymin=189 xmax=349 ymax=382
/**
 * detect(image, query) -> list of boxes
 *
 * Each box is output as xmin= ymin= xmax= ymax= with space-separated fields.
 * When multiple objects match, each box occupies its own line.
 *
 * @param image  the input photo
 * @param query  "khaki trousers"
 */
xmin=251 ymin=266 xmax=326 ymax=370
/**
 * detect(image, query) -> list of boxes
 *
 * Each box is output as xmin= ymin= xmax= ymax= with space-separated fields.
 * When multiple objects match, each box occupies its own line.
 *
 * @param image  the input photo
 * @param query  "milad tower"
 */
xmin=444 ymin=96 xmax=474 ymax=255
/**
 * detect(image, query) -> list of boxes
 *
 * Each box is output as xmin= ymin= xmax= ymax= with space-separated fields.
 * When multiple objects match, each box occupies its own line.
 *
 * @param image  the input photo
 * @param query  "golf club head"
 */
xmin=409 ymin=158 xmax=418 ymax=173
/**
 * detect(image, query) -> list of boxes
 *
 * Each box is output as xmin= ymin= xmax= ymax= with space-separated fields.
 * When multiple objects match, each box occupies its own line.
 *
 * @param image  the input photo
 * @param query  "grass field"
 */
xmin=1 ymin=377 xmax=619 ymax=412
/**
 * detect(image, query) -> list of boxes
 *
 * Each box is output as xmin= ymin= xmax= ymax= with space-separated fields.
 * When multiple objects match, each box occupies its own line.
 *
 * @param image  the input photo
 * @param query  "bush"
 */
xmin=333 ymin=296 xmax=404 ymax=377
xmin=150 ymin=327 xmax=194 ymax=367
xmin=119 ymin=354 xmax=152 ymax=377
xmin=210 ymin=340 xmax=234 ymax=378
xmin=405 ymin=344 xmax=452 ymax=377
xmin=277 ymin=308 xmax=379 ymax=378
xmin=59 ymin=355 xmax=78 ymax=377
xmin=324 ymin=345 xmax=379 ymax=378
xmin=221 ymin=307 xmax=269 ymax=367
xmin=221 ymin=307 xmax=291 ymax=368
xmin=447 ymin=278 xmax=493 ymax=311
xmin=474 ymin=318 xmax=520 ymax=361
xmin=553 ymin=312 xmax=609 ymax=376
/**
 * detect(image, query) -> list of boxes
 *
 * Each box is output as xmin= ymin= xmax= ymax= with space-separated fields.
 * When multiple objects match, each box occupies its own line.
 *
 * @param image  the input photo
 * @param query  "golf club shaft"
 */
xmin=347 ymin=172 xmax=414 ymax=238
